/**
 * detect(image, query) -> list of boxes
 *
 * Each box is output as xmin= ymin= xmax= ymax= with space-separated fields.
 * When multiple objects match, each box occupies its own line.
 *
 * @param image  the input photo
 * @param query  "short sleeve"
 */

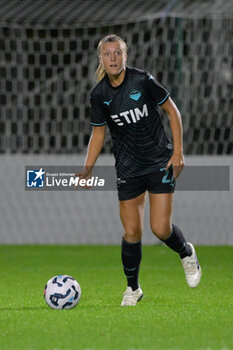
xmin=90 ymin=93 xmax=108 ymax=126
xmin=145 ymin=72 xmax=169 ymax=105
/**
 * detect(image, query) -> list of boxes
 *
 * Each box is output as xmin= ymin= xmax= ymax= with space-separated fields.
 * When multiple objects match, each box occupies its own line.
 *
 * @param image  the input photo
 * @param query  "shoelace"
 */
xmin=123 ymin=297 xmax=134 ymax=305
xmin=123 ymin=290 xmax=135 ymax=303
xmin=183 ymin=259 xmax=197 ymax=274
xmin=123 ymin=290 xmax=133 ymax=297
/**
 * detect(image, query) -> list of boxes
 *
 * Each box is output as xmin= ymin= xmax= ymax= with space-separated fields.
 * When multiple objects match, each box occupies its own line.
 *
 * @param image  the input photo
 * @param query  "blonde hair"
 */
xmin=95 ymin=34 xmax=127 ymax=82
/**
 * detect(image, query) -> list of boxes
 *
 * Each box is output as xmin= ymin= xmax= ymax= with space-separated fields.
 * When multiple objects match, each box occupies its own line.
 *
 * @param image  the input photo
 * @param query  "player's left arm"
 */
xmin=161 ymin=97 xmax=185 ymax=179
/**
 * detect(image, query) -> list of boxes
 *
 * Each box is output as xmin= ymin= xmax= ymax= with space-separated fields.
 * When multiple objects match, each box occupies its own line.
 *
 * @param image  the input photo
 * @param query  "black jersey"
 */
xmin=90 ymin=67 xmax=173 ymax=178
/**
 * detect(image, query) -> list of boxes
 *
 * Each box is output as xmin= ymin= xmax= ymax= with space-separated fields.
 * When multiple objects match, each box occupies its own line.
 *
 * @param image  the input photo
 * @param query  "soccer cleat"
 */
xmin=121 ymin=286 xmax=143 ymax=306
xmin=181 ymin=243 xmax=202 ymax=288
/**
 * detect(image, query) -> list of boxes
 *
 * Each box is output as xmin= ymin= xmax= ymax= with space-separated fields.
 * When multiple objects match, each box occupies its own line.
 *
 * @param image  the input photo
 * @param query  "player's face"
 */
xmin=100 ymin=42 xmax=127 ymax=76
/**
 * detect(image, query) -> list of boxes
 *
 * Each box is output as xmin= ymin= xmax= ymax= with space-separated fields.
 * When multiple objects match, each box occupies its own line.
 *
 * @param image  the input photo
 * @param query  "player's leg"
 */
xmin=149 ymin=192 xmax=202 ymax=288
xmin=149 ymin=193 xmax=190 ymax=254
xmin=119 ymin=192 xmax=146 ymax=305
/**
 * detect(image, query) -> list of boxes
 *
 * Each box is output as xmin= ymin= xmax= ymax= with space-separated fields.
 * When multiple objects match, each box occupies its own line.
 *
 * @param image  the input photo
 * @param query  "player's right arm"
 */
xmin=76 ymin=88 xmax=107 ymax=182
xmin=75 ymin=125 xmax=106 ymax=180
xmin=84 ymin=124 xmax=106 ymax=172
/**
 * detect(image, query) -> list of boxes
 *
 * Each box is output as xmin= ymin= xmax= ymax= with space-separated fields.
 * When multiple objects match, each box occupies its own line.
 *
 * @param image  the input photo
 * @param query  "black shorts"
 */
xmin=117 ymin=166 xmax=176 ymax=201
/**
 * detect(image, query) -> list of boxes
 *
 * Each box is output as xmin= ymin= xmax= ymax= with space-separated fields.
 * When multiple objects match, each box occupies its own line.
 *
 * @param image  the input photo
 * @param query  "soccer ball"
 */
xmin=44 ymin=275 xmax=81 ymax=310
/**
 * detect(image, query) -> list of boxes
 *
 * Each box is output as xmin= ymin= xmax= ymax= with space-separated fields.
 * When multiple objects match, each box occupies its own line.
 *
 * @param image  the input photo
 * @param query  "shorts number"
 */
xmin=160 ymin=167 xmax=174 ymax=184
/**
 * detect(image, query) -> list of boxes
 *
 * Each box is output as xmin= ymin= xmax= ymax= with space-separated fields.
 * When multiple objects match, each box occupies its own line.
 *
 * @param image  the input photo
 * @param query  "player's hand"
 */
xmin=74 ymin=166 xmax=92 ymax=189
xmin=165 ymin=153 xmax=185 ymax=179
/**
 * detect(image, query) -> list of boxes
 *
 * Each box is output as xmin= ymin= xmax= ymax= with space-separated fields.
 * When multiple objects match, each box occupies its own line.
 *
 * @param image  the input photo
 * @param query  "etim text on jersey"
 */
xmin=110 ymin=104 xmax=148 ymax=126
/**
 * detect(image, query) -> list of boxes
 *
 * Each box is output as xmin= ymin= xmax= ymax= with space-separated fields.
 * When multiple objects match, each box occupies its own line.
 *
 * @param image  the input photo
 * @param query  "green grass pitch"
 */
xmin=0 ymin=245 xmax=232 ymax=350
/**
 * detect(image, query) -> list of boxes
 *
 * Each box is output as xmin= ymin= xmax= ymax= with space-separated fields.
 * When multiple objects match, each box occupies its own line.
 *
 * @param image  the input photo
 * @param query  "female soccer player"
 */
xmin=78 ymin=34 xmax=202 ymax=306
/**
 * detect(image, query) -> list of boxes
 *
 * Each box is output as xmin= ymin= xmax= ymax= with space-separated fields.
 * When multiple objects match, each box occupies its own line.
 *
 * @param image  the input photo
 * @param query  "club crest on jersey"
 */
xmin=129 ymin=89 xmax=142 ymax=101
xmin=110 ymin=104 xmax=148 ymax=126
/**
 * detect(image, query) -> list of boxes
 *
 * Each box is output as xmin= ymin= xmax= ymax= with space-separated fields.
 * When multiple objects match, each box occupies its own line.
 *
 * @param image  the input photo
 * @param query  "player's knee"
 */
xmin=151 ymin=224 xmax=171 ymax=240
xmin=124 ymin=230 xmax=142 ymax=242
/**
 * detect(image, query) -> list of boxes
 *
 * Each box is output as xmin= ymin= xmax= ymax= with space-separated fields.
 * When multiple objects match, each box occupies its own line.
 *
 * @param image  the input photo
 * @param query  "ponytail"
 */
xmin=95 ymin=63 xmax=106 ymax=82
